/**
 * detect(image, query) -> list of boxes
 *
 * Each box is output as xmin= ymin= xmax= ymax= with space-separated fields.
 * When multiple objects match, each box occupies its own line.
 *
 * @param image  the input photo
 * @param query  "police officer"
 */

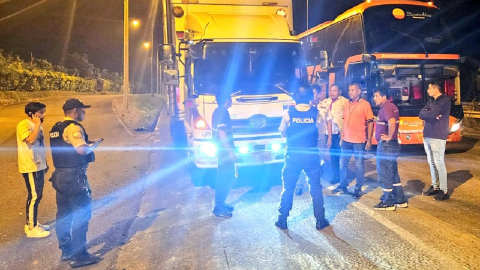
xmin=49 ymin=98 xmax=102 ymax=268
xmin=276 ymin=84 xmax=329 ymax=230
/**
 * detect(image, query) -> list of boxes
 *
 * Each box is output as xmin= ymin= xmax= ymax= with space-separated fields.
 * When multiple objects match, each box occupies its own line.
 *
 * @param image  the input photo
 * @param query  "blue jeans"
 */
xmin=376 ymin=141 xmax=406 ymax=204
xmin=339 ymin=141 xmax=365 ymax=189
xmin=279 ymin=152 xmax=326 ymax=221
xmin=329 ymin=134 xmax=341 ymax=182
xmin=423 ymin=137 xmax=448 ymax=191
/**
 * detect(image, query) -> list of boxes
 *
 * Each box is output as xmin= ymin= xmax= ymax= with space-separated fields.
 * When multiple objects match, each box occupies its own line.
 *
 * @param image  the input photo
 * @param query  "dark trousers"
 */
xmin=329 ymin=134 xmax=341 ymax=182
xmin=339 ymin=141 xmax=365 ymax=189
xmin=215 ymin=155 xmax=236 ymax=207
xmin=22 ymin=170 xmax=45 ymax=227
xmin=279 ymin=152 xmax=326 ymax=221
xmin=377 ymin=141 xmax=406 ymax=204
xmin=52 ymin=168 xmax=92 ymax=257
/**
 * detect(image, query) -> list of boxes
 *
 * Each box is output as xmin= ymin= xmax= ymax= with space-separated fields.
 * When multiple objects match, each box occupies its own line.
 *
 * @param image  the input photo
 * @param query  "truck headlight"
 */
xmin=238 ymin=146 xmax=250 ymax=154
xmin=199 ymin=143 xmax=217 ymax=157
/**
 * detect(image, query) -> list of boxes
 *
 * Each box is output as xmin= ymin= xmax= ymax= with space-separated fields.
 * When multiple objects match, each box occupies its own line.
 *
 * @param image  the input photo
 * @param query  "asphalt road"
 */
xmin=0 ymin=96 xmax=479 ymax=269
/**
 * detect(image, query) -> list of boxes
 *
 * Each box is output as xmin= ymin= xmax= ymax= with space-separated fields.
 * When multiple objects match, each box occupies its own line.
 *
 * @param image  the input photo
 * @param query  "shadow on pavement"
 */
xmin=87 ymin=208 xmax=166 ymax=257
xmin=446 ymin=136 xmax=479 ymax=153
xmin=447 ymin=170 xmax=473 ymax=196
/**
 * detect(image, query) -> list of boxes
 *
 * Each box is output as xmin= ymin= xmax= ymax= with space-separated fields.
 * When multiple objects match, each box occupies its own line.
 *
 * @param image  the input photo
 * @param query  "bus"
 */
xmin=297 ymin=0 xmax=464 ymax=144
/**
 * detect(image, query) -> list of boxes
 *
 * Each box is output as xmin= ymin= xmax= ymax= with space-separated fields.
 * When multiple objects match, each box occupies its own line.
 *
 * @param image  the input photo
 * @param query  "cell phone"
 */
xmin=97 ymin=138 xmax=104 ymax=143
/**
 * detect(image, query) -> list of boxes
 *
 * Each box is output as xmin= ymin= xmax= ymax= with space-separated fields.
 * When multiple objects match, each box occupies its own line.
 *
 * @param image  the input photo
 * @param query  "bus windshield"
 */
xmin=364 ymin=5 xmax=454 ymax=54
xmin=192 ymin=42 xmax=301 ymax=95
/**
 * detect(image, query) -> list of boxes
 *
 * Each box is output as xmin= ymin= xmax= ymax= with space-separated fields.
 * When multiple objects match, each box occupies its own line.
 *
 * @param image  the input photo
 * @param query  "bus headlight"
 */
xmin=449 ymin=119 xmax=463 ymax=134
xmin=199 ymin=143 xmax=217 ymax=157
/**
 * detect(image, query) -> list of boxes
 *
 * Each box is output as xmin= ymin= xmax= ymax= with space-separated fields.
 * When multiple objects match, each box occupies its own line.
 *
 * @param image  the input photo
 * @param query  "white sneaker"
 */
xmin=25 ymin=226 xmax=50 ymax=238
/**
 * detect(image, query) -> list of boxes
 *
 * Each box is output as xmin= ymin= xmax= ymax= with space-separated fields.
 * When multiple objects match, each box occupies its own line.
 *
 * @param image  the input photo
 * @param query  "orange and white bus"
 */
xmin=297 ymin=0 xmax=464 ymax=144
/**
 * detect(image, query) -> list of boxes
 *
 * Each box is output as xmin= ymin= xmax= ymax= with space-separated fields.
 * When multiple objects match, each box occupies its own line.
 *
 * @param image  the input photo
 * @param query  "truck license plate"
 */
xmin=253 ymin=152 xmax=271 ymax=162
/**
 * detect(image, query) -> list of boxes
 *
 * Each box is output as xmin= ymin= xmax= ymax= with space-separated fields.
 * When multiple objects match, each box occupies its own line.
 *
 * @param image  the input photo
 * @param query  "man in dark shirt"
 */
xmin=373 ymin=87 xmax=407 ymax=211
xmin=211 ymin=92 xmax=236 ymax=217
xmin=419 ymin=81 xmax=451 ymax=201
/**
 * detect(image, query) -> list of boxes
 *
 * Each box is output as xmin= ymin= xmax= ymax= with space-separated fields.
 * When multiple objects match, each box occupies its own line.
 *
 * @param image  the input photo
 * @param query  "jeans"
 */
xmin=339 ymin=141 xmax=365 ymax=189
xmin=423 ymin=137 xmax=448 ymax=191
xmin=215 ymin=154 xmax=236 ymax=207
xmin=376 ymin=141 xmax=406 ymax=204
xmin=279 ymin=152 xmax=326 ymax=221
xmin=329 ymin=134 xmax=341 ymax=182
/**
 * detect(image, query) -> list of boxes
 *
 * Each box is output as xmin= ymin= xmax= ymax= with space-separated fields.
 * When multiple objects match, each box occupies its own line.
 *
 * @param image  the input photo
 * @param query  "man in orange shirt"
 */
xmin=332 ymin=83 xmax=374 ymax=199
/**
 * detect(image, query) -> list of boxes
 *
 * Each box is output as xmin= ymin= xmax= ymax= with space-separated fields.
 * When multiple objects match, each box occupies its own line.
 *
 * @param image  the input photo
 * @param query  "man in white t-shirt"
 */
xmin=325 ymin=85 xmax=348 ymax=184
xmin=16 ymin=102 xmax=51 ymax=238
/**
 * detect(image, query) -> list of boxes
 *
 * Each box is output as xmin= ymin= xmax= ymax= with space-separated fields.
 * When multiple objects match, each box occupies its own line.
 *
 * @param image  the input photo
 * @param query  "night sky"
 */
xmin=1 ymin=0 xmax=479 ymax=77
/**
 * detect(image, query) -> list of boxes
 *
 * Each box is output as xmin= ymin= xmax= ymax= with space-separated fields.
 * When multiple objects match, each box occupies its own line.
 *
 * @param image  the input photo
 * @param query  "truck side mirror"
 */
xmin=159 ymin=44 xmax=176 ymax=65
xmin=319 ymin=50 xmax=329 ymax=70
xmin=162 ymin=69 xmax=179 ymax=86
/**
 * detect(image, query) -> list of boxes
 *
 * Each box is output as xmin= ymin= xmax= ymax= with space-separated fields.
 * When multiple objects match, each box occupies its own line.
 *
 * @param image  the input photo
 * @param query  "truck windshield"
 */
xmin=364 ymin=5 xmax=454 ymax=54
xmin=193 ymin=42 xmax=301 ymax=95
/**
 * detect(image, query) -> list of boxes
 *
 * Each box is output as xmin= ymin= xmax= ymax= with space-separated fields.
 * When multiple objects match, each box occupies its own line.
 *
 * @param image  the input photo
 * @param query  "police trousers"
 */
xmin=279 ymin=151 xmax=326 ymax=221
xmin=51 ymin=167 xmax=92 ymax=256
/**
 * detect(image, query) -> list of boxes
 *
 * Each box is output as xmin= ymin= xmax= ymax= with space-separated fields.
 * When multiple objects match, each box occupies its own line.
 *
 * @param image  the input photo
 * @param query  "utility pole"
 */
xmin=123 ymin=0 xmax=130 ymax=113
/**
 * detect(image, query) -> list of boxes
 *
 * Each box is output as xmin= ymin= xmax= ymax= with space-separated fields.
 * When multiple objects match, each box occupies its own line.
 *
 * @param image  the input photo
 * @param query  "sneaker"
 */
xmin=295 ymin=188 xmax=303 ymax=196
xmin=69 ymin=253 xmax=102 ymax=268
xmin=423 ymin=185 xmax=440 ymax=196
xmin=434 ymin=191 xmax=449 ymax=201
xmin=373 ymin=201 xmax=396 ymax=211
xmin=24 ymin=223 xmax=50 ymax=233
xmin=212 ymin=205 xmax=232 ymax=218
xmin=25 ymin=226 xmax=50 ymax=238
xmin=316 ymin=219 xmax=330 ymax=230
xmin=352 ymin=187 xmax=363 ymax=199
xmin=275 ymin=216 xmax=288 ymax=229
xmin=395 ymin=201 xmax=408 ymax=208
xmin=331 ymin=186 xmax=348 ymax=195
xmin=225 ymin=204 xmax=234 ymax=212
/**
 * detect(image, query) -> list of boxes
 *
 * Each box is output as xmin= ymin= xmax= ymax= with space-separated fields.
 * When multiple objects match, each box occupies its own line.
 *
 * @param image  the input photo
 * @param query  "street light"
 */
xmin=144 ymin=42 xmax=150 ymax=49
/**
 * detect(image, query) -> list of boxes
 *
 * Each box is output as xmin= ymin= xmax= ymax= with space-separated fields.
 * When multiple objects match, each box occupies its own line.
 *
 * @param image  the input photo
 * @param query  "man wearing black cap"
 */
xmin=49 ymin=98 xmax=103 ymax=268
xmin=275 ymin=84 xmax=329 ymax=231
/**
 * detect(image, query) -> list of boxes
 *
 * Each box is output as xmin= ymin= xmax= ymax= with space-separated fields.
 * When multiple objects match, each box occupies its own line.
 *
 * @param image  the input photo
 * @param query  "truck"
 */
xmin=298 ymin=0 xmax=464 ymax=145
xmin=158 ymin=0 xmax=304 ymax=177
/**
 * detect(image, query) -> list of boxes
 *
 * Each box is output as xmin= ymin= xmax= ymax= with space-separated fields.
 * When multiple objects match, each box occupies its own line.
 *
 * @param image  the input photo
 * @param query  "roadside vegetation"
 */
xmin=0 ymin=49 xmax=122 ymax=94
xmin=115 ymin=94 xmax=165 ymax=132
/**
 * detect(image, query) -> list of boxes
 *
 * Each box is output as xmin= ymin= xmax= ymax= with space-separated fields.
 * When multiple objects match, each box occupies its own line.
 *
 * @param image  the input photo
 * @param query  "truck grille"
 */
xmin=232 ymin=116 xmax=282 ymax=135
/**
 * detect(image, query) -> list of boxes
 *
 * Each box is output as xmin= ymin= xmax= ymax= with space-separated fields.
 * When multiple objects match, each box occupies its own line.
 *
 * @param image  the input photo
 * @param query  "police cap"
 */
xmin=62 ymin=98 xmax=91 ymax=111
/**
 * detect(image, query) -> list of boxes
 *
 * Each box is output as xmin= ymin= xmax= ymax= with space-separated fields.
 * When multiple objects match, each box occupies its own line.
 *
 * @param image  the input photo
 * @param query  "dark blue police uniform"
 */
xmin=49 ymin=120 xmax=95 ymax=260
xmin=277 ymin=105 xmax=329 ymax=230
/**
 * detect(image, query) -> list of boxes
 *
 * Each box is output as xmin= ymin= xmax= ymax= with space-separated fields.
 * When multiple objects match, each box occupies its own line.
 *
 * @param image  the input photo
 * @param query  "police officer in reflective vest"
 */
xmin=49 ymin=99 xmax=102 ymax=268
xmin=276 ymin=84 xmax=329 ymax=230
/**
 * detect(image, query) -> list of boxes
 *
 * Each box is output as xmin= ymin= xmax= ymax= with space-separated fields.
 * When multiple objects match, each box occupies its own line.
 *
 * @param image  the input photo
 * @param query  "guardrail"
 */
xmin=462 ymin=102 xmax=480 ymax=119
xmin=464 ymin=111 xmax=480 ymax=119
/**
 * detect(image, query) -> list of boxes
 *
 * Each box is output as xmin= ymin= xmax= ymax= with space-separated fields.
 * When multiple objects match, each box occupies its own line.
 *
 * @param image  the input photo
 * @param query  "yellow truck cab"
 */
xmin=159 ymin=0 xmax=303 ymax=176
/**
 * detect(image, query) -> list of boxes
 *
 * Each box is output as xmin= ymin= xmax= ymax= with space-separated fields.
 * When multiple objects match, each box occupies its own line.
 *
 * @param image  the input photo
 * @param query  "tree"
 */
xmin=64 ymin=52 xmax=95 ymax=78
